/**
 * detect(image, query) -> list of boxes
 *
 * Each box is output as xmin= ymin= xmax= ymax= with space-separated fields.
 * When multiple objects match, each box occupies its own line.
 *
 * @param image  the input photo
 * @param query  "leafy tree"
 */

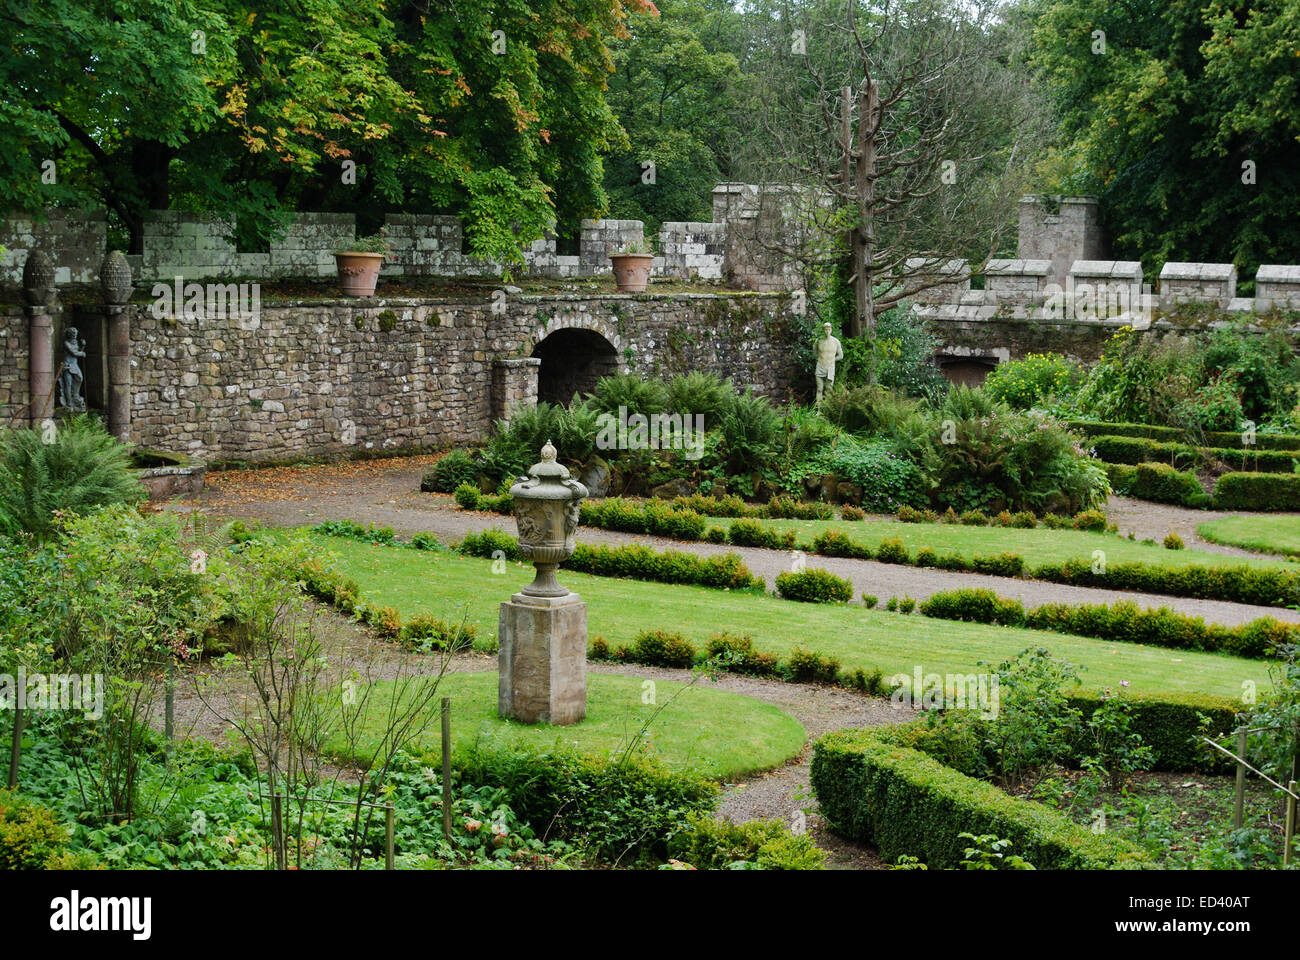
xmin=1028 ymin=0 xmax=1300 ymax=275
xmin=603 ymin=0 xmax=745 ymax=235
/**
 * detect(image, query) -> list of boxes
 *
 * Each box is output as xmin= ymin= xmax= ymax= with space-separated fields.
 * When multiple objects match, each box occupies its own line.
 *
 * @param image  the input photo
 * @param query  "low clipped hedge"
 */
xmin=1091 ymin=434 xmax=1299 ymax=473
xmin=810 ymin=728 xmax=1150 ymax=869
xmin=1031 ymin=556 xmax=1299 ymax=609
xmin=1070 ymin=420 xmax=1300 ymax=452
xmin=917 ymin=587 xmax=1297 ymax=659
xmin=1105 ymin=461 xmax=1207 ymax=507
xmin=1214 ymin=472 xmax=1300 ymax=512
xmin=1065 ymin=690 xmax=1239 ymax=774
xmin=455 ymin=529 xmax=762 ymax=591
xmin=774 ymin=567 xmax=854 ymax=603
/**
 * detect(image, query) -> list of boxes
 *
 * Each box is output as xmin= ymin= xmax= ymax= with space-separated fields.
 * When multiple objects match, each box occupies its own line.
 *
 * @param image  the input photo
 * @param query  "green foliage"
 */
xmin=1214 ymin=471 xmax=1300 ymax=511
xmin=919 ymin=588 xmax=1026 ymax=626
xmin=483 ymin=401 xmax=601 ymax=480
xmin=1031 ymin=556 xmax=1299 ymax=609
xmin=668 ymin=812 xmax=826 ymax=870
xmin=1065 ymin=690 xmax=1240 ymax=773
xmin=1163 ymin=533 xmax=1184 ymax=550
xmin=1081 ymin=692 xmax=1156 ymax=791
xmin=800 ymin=435 xmax=928 ymax=512
xmin=985 ymin=353 xmax=1080 ymax=409
xmin=786 ymin=647 xmax=842 ymax=684
xmin=703 ymin=632 xmax=779 ymax=677
xmin=810 ymin=727 xmax=1149 ymax=869
xmin=398 ymin=614 xmax=475 ymax=653
xmin=454 ymin=483 xmax=482 ymax=510
xmin=665 ymin=372 xmax=737 ymax=431
xmin=1091 ymin=434 xmax=1299 ymax=473
xmin=423 ymin=449 xmax=478 ymax=493
xmin=1107 ymin=461 xmax=1206 ymax=507
xmin=0 ymin=416 xmax=145 ymax=541
xmin=589 ymin=374 xmax=670 ymax=418
xmin=774 ymin=568 xmax=853 ymax=603
xmin=631 ymin=629 xmax=697 ymax=668
xmin=958 ymin=833 xmax=1036 ymax=870
xmin=0 ymin=790 xmax=70 ymax=869
xmin=720 ymin=390 xmax=782 ymax=475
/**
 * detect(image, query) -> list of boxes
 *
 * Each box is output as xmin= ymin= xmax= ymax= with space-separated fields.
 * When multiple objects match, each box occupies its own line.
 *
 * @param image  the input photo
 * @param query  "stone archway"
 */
xmin=531 ymin=327 xmax=620 ymax=406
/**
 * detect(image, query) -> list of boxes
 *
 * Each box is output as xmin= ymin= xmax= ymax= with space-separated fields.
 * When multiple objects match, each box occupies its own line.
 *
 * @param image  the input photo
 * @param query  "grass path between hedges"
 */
xmin=1199 ymin=515 xmax=1300 ymax=558
xmin=309 ymin=534 xmax=1271 ymax=700
xmin=703 ymin=515 xmax=1298 ymax=572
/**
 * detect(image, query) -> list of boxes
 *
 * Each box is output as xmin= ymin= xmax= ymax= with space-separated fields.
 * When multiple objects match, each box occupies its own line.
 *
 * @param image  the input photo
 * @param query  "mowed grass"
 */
xmin=308 ymin=534 xmax=1271 ymax=699
xmin=325 ymin=671 xmax=806 ymax=780
xmin=1199 ymin=515 xmax=1300 ymax=559
xmin=709 ymin=515 xmax=1298 ymax=572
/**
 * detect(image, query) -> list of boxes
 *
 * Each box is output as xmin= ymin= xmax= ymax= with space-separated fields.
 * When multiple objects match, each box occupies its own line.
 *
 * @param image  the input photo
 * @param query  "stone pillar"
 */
xmin=490 ymin=357 xmax=540 ymax=427
xmin=497 ymin=592 xmax=588 ymax=725
xmin=100 ymin=251 xmax=134 ymax=442
xmin=22 ymin=250 xmax=57 ymax=428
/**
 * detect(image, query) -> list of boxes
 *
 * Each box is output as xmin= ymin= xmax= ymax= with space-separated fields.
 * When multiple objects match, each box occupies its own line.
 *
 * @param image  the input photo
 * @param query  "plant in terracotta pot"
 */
xmin=334 ymin=232 xmax=391 ymax=297
xmin=608 ymin=238 xmax=655 ymax=292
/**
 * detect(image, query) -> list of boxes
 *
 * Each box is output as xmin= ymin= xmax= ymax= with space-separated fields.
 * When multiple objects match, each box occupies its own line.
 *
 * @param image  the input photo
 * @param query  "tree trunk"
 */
xmin=854 ymin=78 xmax=879 ymax=339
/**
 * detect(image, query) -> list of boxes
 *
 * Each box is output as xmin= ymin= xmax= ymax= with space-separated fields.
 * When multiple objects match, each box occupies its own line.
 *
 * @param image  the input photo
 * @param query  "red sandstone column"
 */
xmin=22 ymin=251 xmax=57 ymax=429
xmin=100 ymin=251 xmax=135 ymax=442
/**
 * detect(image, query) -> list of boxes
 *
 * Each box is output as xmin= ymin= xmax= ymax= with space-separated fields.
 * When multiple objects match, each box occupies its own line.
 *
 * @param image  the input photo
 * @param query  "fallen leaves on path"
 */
xmin=181 ymin=453 xmax=443 ymax=506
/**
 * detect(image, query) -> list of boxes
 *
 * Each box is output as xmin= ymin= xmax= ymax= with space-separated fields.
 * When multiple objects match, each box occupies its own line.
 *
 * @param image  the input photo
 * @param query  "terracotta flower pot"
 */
xmin=609 ymin=252 xmax=654 ymax=292
xmin=334 ymin=251 xmax=385 ymax=297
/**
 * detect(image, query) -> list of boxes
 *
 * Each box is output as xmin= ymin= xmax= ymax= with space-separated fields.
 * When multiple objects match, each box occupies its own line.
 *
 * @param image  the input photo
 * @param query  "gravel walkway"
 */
xmin=182 ymin=459 xmax=1300 ymax=629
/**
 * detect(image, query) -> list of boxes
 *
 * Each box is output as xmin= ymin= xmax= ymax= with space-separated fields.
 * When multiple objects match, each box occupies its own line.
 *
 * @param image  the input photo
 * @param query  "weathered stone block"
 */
xmin=498 ymin=591 xmax=587 ymax=726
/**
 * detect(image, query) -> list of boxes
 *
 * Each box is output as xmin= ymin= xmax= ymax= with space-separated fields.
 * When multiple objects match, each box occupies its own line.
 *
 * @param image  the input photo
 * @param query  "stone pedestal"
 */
xmin=498 ymin=591 xmax=587 ymax=725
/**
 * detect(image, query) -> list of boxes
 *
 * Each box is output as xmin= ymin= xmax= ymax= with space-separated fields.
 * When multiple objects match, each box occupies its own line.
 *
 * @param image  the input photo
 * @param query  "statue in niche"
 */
xmin=58 ymin=327 xmax=87 ymax=413
xmin=814 ymin=322 xmax=843 ymax=404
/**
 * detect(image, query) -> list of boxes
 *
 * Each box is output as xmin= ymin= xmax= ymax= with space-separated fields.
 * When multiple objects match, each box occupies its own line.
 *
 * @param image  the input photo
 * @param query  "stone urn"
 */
xmin=509 ymin=440 xmax=589 ymax=597
xmin=609 ymin=252 xmax=654 ymax=292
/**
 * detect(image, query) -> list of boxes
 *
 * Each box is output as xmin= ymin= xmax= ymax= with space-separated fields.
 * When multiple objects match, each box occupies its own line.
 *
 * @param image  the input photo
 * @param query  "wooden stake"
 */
xmin=1234 ymin=728 xmax=1247 ymax=830
xmin=270 ymin=793 xmax=284 ymax=871
xmin=385 ymin=803 xmax=395 ymax=870
xmin=1286 ymin=781 xmax=1296 ymax=869
xmin=441 ymin=697 xmax=453 ymax=841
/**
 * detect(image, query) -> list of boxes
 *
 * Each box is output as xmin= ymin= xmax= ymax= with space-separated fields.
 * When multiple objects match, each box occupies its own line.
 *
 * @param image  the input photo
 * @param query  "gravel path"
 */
xmin=182 ymin=459 xmax=1300 ymax=629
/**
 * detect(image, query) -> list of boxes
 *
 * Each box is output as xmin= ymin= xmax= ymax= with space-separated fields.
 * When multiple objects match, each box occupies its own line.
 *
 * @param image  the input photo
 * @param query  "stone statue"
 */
xmin=814 ymin=322 xmax=843 ymax=404
xmin=58 ymin=327 xmax=87 ymax=413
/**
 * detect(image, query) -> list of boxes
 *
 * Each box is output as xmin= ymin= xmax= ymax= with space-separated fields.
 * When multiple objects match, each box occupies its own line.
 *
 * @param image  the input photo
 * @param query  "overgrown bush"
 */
xmin=985 ymin=352 xmax=1080 ymax=409
xmin=422 ymin=449 xmax=478 ymax=493
xmin=668 ymin=812 xmax=826 ymax=870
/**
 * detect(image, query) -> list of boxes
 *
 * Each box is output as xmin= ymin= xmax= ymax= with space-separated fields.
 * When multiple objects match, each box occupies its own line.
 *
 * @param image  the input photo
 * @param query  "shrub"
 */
xmin=0 ymin=790 xmax=69 ymax=869
xmin=896 ymin=505 xmax=935 ymax=523
xmin=898 ymin=595 xmax=916 ymax=614
xmin=668 ymin=813 xmax=825 ymax=870
xmin=410 ymin=532 xmax=441 ymax=551
xmin=721 ymin=390 xmax=781 ymax=474
xmin=456 ymin=528 xmax=522 ymax=562
xmin=399 ymin=614 xmax=475 ymax=651
xmin=1126 ymin=461 xmax=1205 ymax=506
xmin=704 ymin=632 xmax=779 ymax=677
xmin=588 ymin=635 xmax=610 ymax=660
xmin=364 ymin=605 xmax=403 ymax=639
xmin=704 ymin=526 xmax=727 ymax=544
xmin=1064 ymin=690 xmax=1239 ymax=772
xmin=840 ymin=505 xmax=866 ymax=521
xmin=919 ymin=588 xmax=1025 ymax=626
xmin=727 ymin=518 xmax=784 ymax=549
xmin=885 ymin=595 xmax=898 ymax=612
xmin=810 ymin=728 xmax=1149 ymax=869
xmin=1011 ymin=511 xmax=1038 ymax=529
xmin=874 ymin=537 xmax=910 ymax=564
xmin=453 ymin=483 xmax=482 ymax=510
xmin=969 ymin=553 xmax=1025 ymax=577
xmin=804 ymin=435 xmax=928 ymax=512
xmin=914 ymin=547 xmax=938 ymax=568
xmin=665 ymin=372 xmax=735 ymax=430
xmin=862 ymin=594 xmax=879 ymax=609
xmin=985 ymin=352 xmax=1079 ymax=409
xmin=643 ymin=505 xmax=706 ymax=541
xmin=1070 ymin=509 xmax=1107 ymax=532
xmin=775 ymin=568 xmax=853 ymax=603
xmin=423 ymin=448 xmax=478 ymax=493
xmin=787 ymin=647 xmax=841 ymax=684
xmin=958 ymin=510 xmax=988 ymax=526
xmin=0 ymin=415 xmax=145 ymax=541
xmin=1163 ymin=532 xmax=1184 ymax=550
xmin=1214 ymin=472 xmax=1300 ymax=511
xmin=457 ymin=745 xmax=718 ymax=863
xmin=631 ymin=629 xmax=697 ymax=668
xmin=568 ymin=543 xmax=761 ymax=591
xmin=810 ymin=529 xmax=872 ymax=560
xmin=1029 ymin=556 xmax=1299 ymax=609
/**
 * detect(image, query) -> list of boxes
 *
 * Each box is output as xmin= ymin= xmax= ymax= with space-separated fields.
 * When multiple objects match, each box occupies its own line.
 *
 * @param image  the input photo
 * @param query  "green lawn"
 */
xmin=1199 ymin=515 xmax=1300 ymax=558
xmin=709 ymin=515 xmax=1297 ymax=571
xmin=310 ymin=534 xmax=1271 ymax=700
xmin=326 ymin=671 xmax=806 ymax=780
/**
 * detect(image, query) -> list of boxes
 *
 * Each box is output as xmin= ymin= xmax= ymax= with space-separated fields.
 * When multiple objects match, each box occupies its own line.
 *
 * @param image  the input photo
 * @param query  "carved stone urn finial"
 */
xmin=100 ymin=250 xmax=134 ymax=306
xmin=509 ymin=440 xmax=589 ymax=598
xmin=22 ymin=250 xmax=56 ymax=308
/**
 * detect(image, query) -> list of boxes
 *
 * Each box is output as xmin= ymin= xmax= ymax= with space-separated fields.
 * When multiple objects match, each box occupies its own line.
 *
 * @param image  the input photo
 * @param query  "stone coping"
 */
xmin=984 ymin=259 xmax=1053 ymax=276
xmin=1160 ymin=262 xmax=1236 ymax=282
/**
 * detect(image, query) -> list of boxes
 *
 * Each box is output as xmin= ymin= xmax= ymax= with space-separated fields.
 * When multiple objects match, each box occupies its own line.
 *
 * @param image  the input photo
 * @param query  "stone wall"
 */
xmin=1017 ymin=196 xmax=1107 ymax=287
xmin=3 ymin=291 xmax=800 ymax=463
xmin=1 ymin=183 xmax=804 ymax=289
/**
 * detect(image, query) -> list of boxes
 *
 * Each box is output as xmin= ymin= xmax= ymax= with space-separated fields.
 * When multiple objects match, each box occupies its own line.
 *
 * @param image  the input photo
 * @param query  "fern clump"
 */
xmin=0 ymin=415 xmax=145 ymax=541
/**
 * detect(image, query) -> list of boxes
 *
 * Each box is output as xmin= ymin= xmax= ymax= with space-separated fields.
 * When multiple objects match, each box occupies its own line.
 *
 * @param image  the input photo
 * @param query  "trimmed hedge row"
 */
xmin=1066 ymin=690 xmax=1239 ymax=774
xmin=1213 ymin=471 xmax=1300 ymax=511
xmin=1070 ymin=420 xmax=1300 ymax=452
xmin=1091 ymin=434 xmax=1300 ymax=473
xmin=810 ymin=728 xmax=1150 ymax=869
xmin=1104 ymin=461 xmax=1208 ymax=507
xmin=1030 ymin=556 xmax=1298 ymax=609
xmin=917 ymin=587 xmax=1296 ymax=659
xmin=455 ymin=529 xmax=763 ymax=591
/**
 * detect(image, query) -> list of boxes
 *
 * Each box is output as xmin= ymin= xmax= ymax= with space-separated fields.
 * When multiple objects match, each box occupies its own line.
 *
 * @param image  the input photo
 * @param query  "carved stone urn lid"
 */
xmin=510 ymin=440 xmax=589 ymax=500
xmin=22 ymin=250 xmax=56 ymax=307
xmin=99 ymin=250 xmax=134 ymax=306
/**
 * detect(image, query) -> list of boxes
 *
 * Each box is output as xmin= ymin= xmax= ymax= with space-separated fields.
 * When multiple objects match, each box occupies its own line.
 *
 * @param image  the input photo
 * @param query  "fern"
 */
xmin=0 ymin=415 xmax=144 ymax=541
